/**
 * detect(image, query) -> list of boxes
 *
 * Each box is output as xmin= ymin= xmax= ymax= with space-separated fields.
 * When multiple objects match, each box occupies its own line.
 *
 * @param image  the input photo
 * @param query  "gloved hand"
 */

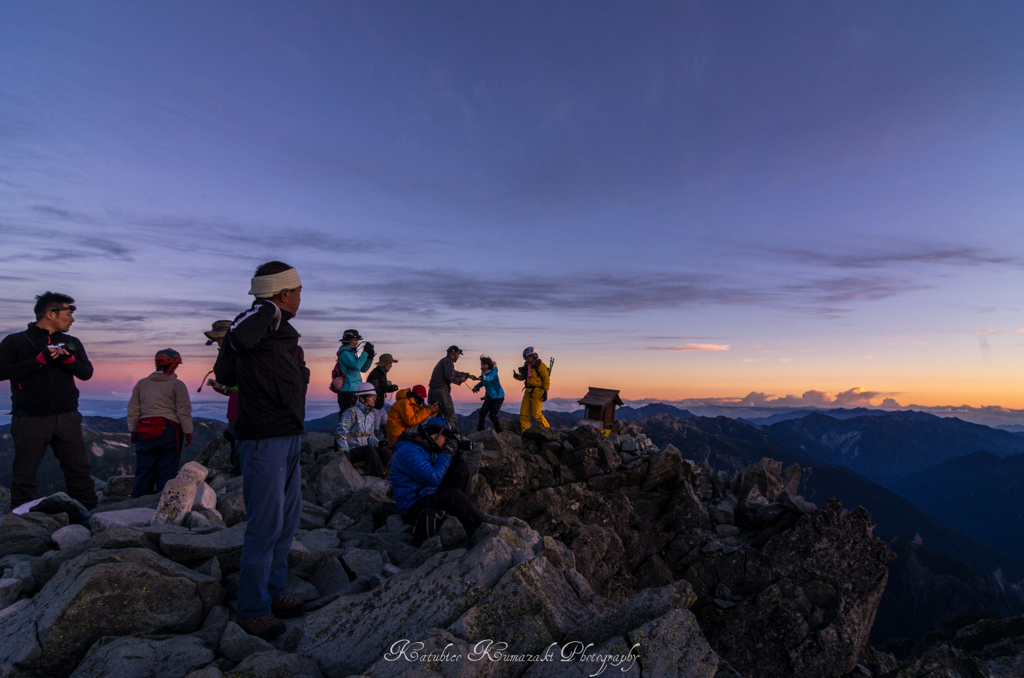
xmin=542 ymin=390 xmax=548 ymax=402
xmin=185 ymin=433 xmax=194 ymax=447
xmin=472 ymin=384 xmax=481 ymax=393
xmin=130 ymin=431 xmax=138 ymax=444
xmin=387 ymin=384 xmax=399 ymax=393
xmin=363 ymin=342 xmax=375 ymax=360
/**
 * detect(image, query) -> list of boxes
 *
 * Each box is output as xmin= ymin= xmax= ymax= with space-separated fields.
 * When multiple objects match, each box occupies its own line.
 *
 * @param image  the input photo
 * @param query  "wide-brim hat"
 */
xmin=355 ymin=382 xmax=377 ymax=396
xmin=377 ymin=353 xmax=398 ymax=366
xmin=204 ymin=320 xmax=232 ymax=340
xmin=341 ymin=329 xmax=363 ymax=342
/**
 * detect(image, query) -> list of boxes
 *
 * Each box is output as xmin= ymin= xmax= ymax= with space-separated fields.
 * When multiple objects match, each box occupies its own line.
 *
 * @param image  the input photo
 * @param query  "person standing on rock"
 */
xmin=335 ymin=382 xmax=393 ymax=478
xmin=513 ymin=347 xmax=550 ymax=430
xmin=215 ymin=261 xmax=309 ymax=640
xmin=0 ymin=292 xmax=97 ymax=512
xmin=333 ymin=329 xmax=373 ymax=417
xmin=386 ymin=384 xmax=438 ymax=446
xmin=472 ymin=355 xmax=504 ymax=433
xmin=391 ymin=417 xmax=485 ymax=544
xmin=203 ymin=320 xmax=241 ymax=476
xmin=127 ymin=348 xmax=194 ymax=497
xmin=428 ymin=345 xmax=477 ymax=429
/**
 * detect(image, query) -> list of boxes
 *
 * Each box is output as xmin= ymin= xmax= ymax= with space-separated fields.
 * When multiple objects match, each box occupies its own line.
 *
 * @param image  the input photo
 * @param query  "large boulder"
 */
xmin=69 ymin=635 xmax=214 ymax=678
xmin=0 ymin=511 xmax=67 ymax=557
xmin=0 ymin=548 xmax=223 ymax=677
xmin=52 ymin=524 xmax=92 ymax=550
xmin=216 ymin=490 xmax=246 ymax=527
xmin=158 ymin=523 xmax=247 ymax=566
xmin=88 ymin=508 xmax=156 ymax=532
xmin=152 ymin=478 xmax=198 ymax=526
xmin=314 ymin=453 xmax=365 ymax=506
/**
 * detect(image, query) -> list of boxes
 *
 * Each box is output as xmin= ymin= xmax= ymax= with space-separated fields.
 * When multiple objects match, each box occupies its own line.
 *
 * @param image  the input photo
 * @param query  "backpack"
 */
xmin=413 ymin=508 xmax=447 ymax=546
xmin=329 ymin=361 xmax=350 ymax=394
xmin=213 ymin=331 xmax=239 ymax=388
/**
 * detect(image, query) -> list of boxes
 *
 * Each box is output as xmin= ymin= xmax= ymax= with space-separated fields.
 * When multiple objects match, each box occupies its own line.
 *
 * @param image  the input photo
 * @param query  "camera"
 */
xmin=457 ymin=439 xmax=473 ymax=452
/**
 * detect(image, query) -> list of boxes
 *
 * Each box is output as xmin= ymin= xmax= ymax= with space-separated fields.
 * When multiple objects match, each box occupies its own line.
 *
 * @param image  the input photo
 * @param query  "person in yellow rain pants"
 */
xmin=513 ymin=347 xmax=550 ymax=430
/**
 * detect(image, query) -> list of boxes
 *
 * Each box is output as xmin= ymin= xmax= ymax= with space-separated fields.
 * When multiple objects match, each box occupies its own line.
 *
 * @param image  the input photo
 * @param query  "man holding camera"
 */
xmin=428 ymin=345 xmax=477 ymax=428
xmin=513 ymin=346 xmax=550 ymax=430
xmin=334 ymin=329 xmax=373 ymax=416
xmin=0 ymin=292 xmax=97 ymax=512
xmin=390 ymin=417 xmax=484 ymax=544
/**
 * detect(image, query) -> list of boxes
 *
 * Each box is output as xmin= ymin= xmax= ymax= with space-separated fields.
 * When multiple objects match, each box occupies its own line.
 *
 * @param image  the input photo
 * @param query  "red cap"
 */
xmin=412 ymin=385 xmax=427 ymax=399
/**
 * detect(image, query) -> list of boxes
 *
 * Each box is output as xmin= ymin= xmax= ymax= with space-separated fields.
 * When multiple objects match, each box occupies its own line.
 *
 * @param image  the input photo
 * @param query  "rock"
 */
xmin=521 ymin=426 xmax=560 ymax=443
xmin=756 ymin=502 xmax=787 ymax=523
xmin=183 ymin=511 xmax=210 ymax=530
xmin=0 ymin=485 xmax=11 ymax=517
xmin=88 ymin=508 xmax=157 ymax=532
xmin=626 ymin=608 xmax=720 ymax=677
xmin=107 ymin=476 xmax=134 ymax=496
xmin=890 ymin=643 xmax=991 ymax=678
xmin=195 ymin=508 xmax=226 ymax=527
xmin=778 ymin=491 xmax=817 ymax=515
xmin=51 ymin=524 xmax=92 ymax=550
xmin=0 ymin=548 xmax=223 ymax=677
xmin=734 ymin=457 xmax=785 ymax=504
xmin=90 ymin=526 xmax=150 ymax=551
xmin=219 ymin=621 xmax=275 ymax=663
xmin=69 ymin=635 xmax=214 ymax=678
xmin=300 ymin=501 xmax=329 ymax=530
xmin=90 ymin=476 xmax=109 ymax=494
xmin=716 ymin=524 xmax=740 ymax=538
xmin=224 ymin=650 xmax=322 ymax=678
xmin=192 ymin=483 xmax=217 ymax=511
xmin=216 ymin=490 xmax=246 ymax=527
xmin=159 ymin=524 xmax=246 ymax=565
xmin=782 ymin=463 xmax=802 ymax=495
xmin=310 ymin=557 xmax=350 ymax=597
xmin=302 ymin=431 xmax=336 ymax=458
xmin=152 ymin=478 xmax=199 ymax=526
xmin=0 ymin=511 xmax=67 ymax=557
xmin=195 ymin=556 xmax=222 ymax=581
xmin=286 ymin=573 xmax=320 ymax=601
xmin=314 ymin=453 xmax=365 ymax=506
xmin=643 ymin=444 xmax=683 ymax=490
xmin=439 ymin=516 xmax=467 ymax=548
xmin=341 ymin=548 xmax=384 ymax=578
xmin=0 ymin=578 xmax=23 ymax=610
xmin=177 ymin=461 xmax=210 ymax=484
xmin=327 ymin=510 xmax=355 ymax=532
xmin=185 ymin=669 xmax=223 ymax=678
xmin=11 ymin=560 xmax=36 ymax=593
xmin=36 ymin=492 xmax=91 ymax=525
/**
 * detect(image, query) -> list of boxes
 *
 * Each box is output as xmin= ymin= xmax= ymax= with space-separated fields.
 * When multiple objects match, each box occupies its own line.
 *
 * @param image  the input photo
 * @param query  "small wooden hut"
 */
xmin=578 ymin=388 xmax=623 ymax=429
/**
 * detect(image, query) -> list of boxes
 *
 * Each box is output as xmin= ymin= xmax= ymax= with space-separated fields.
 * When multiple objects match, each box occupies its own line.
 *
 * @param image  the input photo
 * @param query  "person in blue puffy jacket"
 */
xmin=390 ymin=417 xmax=484 ymax=544
xmin=472 ymin=355 xmax=504 ymax=433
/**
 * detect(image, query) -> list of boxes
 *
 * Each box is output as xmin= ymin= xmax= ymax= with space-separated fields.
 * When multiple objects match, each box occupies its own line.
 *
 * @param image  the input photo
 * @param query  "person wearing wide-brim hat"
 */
xmin=366 ymin=353 xmax=400 ymax=413
xmin=204 ymin=320 xmax=232 ymax=343
xmin=334 ymin=329 xmax=374 ymax=416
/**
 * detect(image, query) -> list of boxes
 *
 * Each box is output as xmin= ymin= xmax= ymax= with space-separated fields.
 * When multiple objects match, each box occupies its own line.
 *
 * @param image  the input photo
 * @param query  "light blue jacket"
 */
xmin=473 ymin=366 xmax=504 ymax=400
xmin=336 ymin=346 xmax=372 ymax=392
xmin=335 ymin=401 xmax=380 ymax=453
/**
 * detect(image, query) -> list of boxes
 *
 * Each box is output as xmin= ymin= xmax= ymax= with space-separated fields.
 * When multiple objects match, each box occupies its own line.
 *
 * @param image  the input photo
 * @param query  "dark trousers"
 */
xmin=401 ymin=458 xmax=484 ymax=538
xmin=337 ymin=392 xmax=358 ymax=419
xmin=132 ymin=425 xmax=182 ymax=498
xmin=10 ymin=411 xmax=97 ymax=510
xmin=224 ymin=419 xmax=241 ymax=477
xmin=477 ymin=397 xmax=504 ymax=432
xmin=347 ymin=444 xmax=393 ymax=478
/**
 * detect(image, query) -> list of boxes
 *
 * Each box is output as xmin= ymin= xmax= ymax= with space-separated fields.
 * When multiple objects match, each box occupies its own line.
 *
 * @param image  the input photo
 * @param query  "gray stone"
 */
xmin=90 ymin=526 xmax=151 ymax=550
xmin=152 ymin=478 xmax=198 ymax=526
xmin=300 ymin=501 xmax=329 ymax=530
xmin=11 ymin=560 xmax=35 ymax=593
xmin=0 ymin=511 xmax=66 ymax=557
xmin=779 ymin=491 xmax=817 ymax=515
xmin=286 ymin=574 xmax=320 ymax=601
xmin=107 ymin=475 xmax=134 ymax=496
xmin=183 ymin=511 xmax=210 ymax=530
xmin=302 ymin=431 xmax=335 ymax=458
xmin=310 ymin=557 xmax=350 ymax=597
xmin=0 ymin=485 xmax=11 ymax=517
xmin=341 ymin=548 xmax=384 ymax=578
xmin=186 ymin=668 xmax=223 ymax=678
xmin=88 ymin=508 xmax=156 ymax=533
xmin=69 ymin=634 xmax=214 ymax=678
xmin=216 ymin=490 xmax=246 ymax=527
xmin=90 ymin=476 xmax=109 ymax=494
xmin=314 ymin=453 xmax=364 ymax=506
xmin=716 ymin=524 xmax=740 ymax=538
xmin=51 ymin=524 xmax=92 ymax=550
xmin=177 ymin=461 xmax=210 ymax=484
xmin=196 ymin=507 xmax=226 ymax=527
xmin=192 ymin=483 xmax=217 ymax=511
xmin=195 ymin=556 xmax=222 ymax=581
xmin=626 ymin=608 xmax=719 ymax=677
xmin=366 ymin=564 xmax=402 ymax=590
xmin=219 ymin=621 xmax=275 ymax=663
xmin=0 ymin=578 xmax=23 ymax=610
xmin=439 ymin=516 xmax=467 ymax=548
xmin=643 ymin=444 xmax=684 ymax=491
xmin=225 ymin=650 xmax=322 ymax=678
xmin=0 ymin=548 xmax=223 ymax=677
xmin=35 ymin=492 xmax=90 ymax=525
xmin=159 ymin=524 xmax=246 ymax=564
xmin=327 ymin=510 xmax=355 ymax=532
xmin=384 ymin=514 xmax=408 ymax=533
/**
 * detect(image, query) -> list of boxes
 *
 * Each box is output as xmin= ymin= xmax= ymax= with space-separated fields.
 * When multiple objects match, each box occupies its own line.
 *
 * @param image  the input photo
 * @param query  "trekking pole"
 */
xmin=197 ymin=369 xmax=215 ymax=393
xmin=548 ymin=357 xmax=555 ymax=375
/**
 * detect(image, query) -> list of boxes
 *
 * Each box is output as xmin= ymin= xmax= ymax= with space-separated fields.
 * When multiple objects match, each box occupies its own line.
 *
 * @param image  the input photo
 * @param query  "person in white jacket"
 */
xmin=127 ymin=348 xmax=193 ymax=497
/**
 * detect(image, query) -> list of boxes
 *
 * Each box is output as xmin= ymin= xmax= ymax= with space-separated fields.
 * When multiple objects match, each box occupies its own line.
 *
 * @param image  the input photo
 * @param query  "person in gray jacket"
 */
xmin=427 ymin=345 xmax=477 ymax=428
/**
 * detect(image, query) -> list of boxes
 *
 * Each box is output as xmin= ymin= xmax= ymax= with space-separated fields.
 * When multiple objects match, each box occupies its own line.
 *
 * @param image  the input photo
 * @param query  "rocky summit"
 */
xmin=0 ymin=424 xmax=1020 ymax=678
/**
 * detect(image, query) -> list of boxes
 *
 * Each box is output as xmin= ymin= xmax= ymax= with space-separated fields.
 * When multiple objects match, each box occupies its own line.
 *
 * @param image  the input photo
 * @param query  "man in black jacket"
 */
xmin=0 ymin=292 xmax=96 ymax=511
xmin=215 ymin=261 xmax=309 ymax=641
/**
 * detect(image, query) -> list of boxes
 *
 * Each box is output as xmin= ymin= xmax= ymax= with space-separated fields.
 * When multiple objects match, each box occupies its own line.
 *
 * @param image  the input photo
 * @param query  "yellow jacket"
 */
xmin=513 ymin=359 xmax=550 ymax=391
xmin=386 ymin=388 xmax=433 ymax=445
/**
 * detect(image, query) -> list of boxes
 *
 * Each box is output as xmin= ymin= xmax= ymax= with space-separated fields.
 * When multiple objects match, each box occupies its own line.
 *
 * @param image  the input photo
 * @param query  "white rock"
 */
xmin=151 ymin=478 xmax=198 ymax=526
xmin=88 ymin=508 xmax=157 ymax=533
xmin=51 ymin=524 xmax=92 ymax=550
xmin=192 ymin=483 xmax=217 ymax=511
xmin=177 ymin=461 xmax=209 ymax=484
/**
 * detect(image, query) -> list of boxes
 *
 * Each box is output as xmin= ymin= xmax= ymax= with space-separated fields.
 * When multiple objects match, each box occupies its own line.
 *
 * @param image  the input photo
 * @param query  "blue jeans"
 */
xmin=132 ymin=425 xmax=181 ymax=498
xmin=237 ymin=435 xmax=302 ymax=620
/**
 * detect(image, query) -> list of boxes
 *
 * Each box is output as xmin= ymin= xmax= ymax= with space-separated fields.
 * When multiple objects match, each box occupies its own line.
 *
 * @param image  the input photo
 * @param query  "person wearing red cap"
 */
xmin=127 ymin=348 xmax=194 ymax=497
xmin=386 ymin=384 xmax=438 ymax=446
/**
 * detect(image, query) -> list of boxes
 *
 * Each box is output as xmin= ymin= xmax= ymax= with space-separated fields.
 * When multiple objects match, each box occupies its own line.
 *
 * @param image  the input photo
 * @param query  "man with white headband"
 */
xmin=214 ymin=260 xmax=309 ymax=640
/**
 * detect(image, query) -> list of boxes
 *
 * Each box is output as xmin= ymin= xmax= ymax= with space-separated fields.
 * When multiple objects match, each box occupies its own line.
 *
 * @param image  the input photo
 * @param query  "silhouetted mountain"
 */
xmin=766 ymin=412 xmax=1024 ymax=486
xmin=891 ymin=451 xmax=1024 ymax=567
xmin=741 ymin=408 xmax=946 ymax=427
xmin=615 ymin=403 xmax=696 ymax=419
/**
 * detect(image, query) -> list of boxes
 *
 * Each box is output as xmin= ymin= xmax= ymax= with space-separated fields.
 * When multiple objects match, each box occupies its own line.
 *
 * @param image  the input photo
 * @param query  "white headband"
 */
xmin=248 ymin=268 xmax=302 ymax=298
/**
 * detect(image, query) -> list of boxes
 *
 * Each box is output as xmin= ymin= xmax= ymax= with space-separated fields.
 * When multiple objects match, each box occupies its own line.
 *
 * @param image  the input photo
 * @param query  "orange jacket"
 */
xmin=387 ymin=388 xmax=433 ymax=445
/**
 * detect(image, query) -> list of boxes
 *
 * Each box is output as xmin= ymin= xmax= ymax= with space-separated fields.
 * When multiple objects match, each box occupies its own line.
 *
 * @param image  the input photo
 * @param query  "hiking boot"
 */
xmin=237 ymin=613 xmax=286 ymax=640
xmin=271 ymin=594 xmax=307 ymax=619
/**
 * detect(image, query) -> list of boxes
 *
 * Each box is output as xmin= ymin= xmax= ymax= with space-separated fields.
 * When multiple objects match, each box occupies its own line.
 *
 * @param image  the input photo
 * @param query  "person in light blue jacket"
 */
xmin=471 ymin=355 xmax=504 ymax=432
xmin=335 ymin=329 xmax=373 ymax=415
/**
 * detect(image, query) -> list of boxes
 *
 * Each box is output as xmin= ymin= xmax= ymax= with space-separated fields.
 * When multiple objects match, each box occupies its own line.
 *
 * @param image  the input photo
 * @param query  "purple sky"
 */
xmin=2 ymin=2 xmax=1024 ymax=417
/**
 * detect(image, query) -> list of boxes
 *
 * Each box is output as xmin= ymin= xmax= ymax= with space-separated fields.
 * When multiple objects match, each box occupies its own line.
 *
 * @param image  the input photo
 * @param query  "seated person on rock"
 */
xmin=390 ymin=417 xmax=484 ymax=544
xmin=335 ymin=381 xmax=392 ymax=478
xmin=386 ymin=384 xmax=438 ymax=446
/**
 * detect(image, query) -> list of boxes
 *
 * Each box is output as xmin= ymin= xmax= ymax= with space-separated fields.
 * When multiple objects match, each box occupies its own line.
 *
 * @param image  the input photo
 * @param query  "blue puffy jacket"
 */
xmin=473 ymin=367 xmax=504 ymax=400
xmin=390 ymin=436 xmax=452 ymax=514
xmin=336 ymin=346 xmax=372 ymax=392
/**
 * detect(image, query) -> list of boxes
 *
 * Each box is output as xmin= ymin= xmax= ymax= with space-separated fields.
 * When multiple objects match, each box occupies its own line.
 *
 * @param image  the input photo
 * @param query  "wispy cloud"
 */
xmin=648 ymin=344 xmax=730 ymax=351
xmin=778 ymin=244 xmax=1019 ymax=270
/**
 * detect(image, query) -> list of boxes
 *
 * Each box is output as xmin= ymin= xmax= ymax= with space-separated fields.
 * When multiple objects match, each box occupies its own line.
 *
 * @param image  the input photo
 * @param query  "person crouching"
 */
xmin=127 ymin=348 xmax=194 ymax=497
xmin=335 ymin=382 xmax=393 ymax=478
xmin=390 ymin=417 xmax=484 ymax=545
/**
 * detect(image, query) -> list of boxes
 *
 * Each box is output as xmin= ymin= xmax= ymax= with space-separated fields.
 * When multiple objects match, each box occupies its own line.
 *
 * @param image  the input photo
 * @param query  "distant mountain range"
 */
xmin=765 ymin=411 xmax=1024 ymax=486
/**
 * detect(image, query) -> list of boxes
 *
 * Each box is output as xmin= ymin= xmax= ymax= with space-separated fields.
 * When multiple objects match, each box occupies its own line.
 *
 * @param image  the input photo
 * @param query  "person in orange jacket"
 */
xmin=386 ymin=384 xmax=438 ymax=446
